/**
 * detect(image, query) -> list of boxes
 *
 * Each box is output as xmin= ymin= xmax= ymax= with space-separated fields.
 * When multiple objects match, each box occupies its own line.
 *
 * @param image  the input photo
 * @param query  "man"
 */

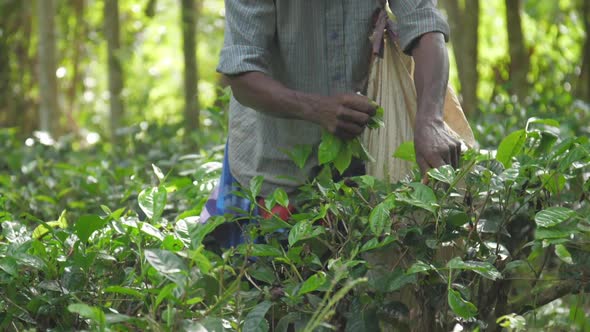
xmin=205 ymin=0 xmax=461 ymax=245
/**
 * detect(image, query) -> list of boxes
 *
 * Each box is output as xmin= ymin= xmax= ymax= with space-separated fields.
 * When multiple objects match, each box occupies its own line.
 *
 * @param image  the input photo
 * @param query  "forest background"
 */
xmin=0 ymin=0 xmax=589 ymax=331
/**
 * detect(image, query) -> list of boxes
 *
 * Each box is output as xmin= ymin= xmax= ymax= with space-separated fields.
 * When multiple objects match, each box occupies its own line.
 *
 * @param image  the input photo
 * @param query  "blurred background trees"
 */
xmin=0 ymin=0 xmax=587 ymax=148
xmin=1 ymin=0 xmax=225 ymax=149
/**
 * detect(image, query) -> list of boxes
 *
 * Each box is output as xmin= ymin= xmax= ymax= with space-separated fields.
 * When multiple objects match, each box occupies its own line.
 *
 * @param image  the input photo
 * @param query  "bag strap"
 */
xmin=357 ymin=1 xmax=398 ymax=92
xmin=371 ymin=2 xmax=397 ymax=58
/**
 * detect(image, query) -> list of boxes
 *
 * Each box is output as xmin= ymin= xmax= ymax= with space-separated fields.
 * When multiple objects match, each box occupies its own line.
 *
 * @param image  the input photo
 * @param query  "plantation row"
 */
xmin=0 ymin=116 xmax=589 ymax=331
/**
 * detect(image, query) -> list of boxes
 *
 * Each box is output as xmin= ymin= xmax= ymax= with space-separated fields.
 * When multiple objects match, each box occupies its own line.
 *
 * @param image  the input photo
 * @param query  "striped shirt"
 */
xmin=217 ymin=0 xmax=450 ymax=197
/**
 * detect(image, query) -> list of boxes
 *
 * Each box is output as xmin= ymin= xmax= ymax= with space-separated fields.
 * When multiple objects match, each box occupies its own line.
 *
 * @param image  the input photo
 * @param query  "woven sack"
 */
xmin=363 ymin=28 xmax=476 ymax=182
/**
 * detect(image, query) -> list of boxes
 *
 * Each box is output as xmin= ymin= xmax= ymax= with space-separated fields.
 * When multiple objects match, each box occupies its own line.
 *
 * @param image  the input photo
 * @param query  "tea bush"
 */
xmin=0 ymin=113 xmax=589 ymax=331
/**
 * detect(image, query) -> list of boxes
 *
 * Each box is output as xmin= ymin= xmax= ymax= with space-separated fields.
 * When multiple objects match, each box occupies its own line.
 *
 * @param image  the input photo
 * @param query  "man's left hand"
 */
xmin=414 ymin=117 xmax=462 ymax=176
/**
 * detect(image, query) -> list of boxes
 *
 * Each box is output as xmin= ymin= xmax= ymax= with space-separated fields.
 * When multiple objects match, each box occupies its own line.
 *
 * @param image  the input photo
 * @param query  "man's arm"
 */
xmin=389 ymin=0 xmax=461 ymax=174
xmin=224 ymin=72 xmax=376 ymax=141
xmin=411 ymin=32 xmax=462 ymax=173
xmin=218 ymin=0 xmax=374 ymax=140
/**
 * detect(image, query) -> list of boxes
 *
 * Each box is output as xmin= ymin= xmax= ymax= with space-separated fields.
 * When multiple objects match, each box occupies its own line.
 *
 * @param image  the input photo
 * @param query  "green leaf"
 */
xmin=243 ymin=301 xmax=272 ymax=332
xmin=447 ymin=257 xmax=502 ymax=280
xmin=298 ymin=272 xmax=327 ymax=295
xmin=250 ymin=176 xmax=264 ymax=198
xmin=351 ymin=137 xmax=375 ymax=162
xmin=427 ymin=165 xmax=456 ymax=184
xmin=284 ymin=144 xmax=313 ymax=169
xmin=140 ymin=222 xmax=164 ymax=241
xmin=334 ymin=142 xmax=353 ymax=175
xmin=68 ymin=303 xmax=106 ymax=325
xmin=554 ymin=244 xmax=573 ymax=264
xmin=155 ymin=283 xmax=177 ymax=308
xmin=387 ymin=272 xmax=416 ymax=292
xmin=259 ymin=217 xmax=292 ymax=233
xmin=526 ymin=117 xmax=560 ymax=131
xmin=446 ymin=210 xmax=470 ymax=227
xmin=396 ymin=183 xmax=438 ymax=213
xmin=152 ymin=164 xmax=165 ymax=181
xmin=32 ymin=210 xmax=68 ymax=239
xmin=15 ymin=253 xmax=46 ymax=270
xmin=239 ymin=244 xmax=283 ymax=257
xmin=393 ymin=141 xmax=416 ymax=163
xmin=185 ymin=297 xmax=204 ymax=305
xmin=144 ymin=249 xmax=187 ymax=275
xmin=249 ymin=264 xmax=276 ymax=284
xmin=318 ymin=131 xmax=343 ymax=165
xmin=535 ymin=227 xmax=577 ymax=240
xmin=369 ymin=196 xmax=395 ymax=236
xmin=497 ymin=314 xmax=527 ymax=330
xmin=448 ymin=288 xmax=477 ymax=319
xmin=103 ymin=286 xmax=144 ymax=299
xmin=496 ymin=129 xmax=527 ymax=168
xmin=0 ymin=257 xmax=18 ymax=276
xmin=162 ymin=235 xmax=184 ymax=251
xmin=540 ymin=173 xmax=566 ymax=194
xmin=288 ymin=220 xmax=324 ymax=246
xmin=359 ymin=235 xmax=397 ymax=253
xmin=406 ymin=261 xmax=435 ymax=275
xmin=276 ymin=313 xmax=306 ymax=332
xmin=367 ymin=104 xmax=384 ymax=129
xmin=74 ymin=214 xmax=107 ymax=243
xmin=273 ymin=188 xmax=289 ymax=208
xmin=534 ymin=132 xmax=558 ymax=156
xmin=138 ymin=186 xmax=167 ymax=222
xmin=558 ymin=146 xmax=589 ymax=172
xmin=189 ymin=250 xmax=212 ymax=274
xmin=189 ymin=216 xmax=226 ymax=248
xmin=535 ymin=207 xmax=576 ymax=228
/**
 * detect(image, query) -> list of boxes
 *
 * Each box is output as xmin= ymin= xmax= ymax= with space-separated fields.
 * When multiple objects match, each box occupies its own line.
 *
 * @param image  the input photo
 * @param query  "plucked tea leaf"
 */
xmin=319 ymin=131 xmax=343 ymax=165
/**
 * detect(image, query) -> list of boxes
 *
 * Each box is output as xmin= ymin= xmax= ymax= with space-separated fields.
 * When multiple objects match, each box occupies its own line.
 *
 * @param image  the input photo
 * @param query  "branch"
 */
xmin=508 ymin=280 xmax=586 ymax=314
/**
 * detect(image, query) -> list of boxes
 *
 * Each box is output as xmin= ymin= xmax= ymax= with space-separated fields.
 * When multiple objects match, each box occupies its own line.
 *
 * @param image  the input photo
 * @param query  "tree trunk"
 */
xmin=104 ymin=0 xmax=124 ymax=144
xmin=576 ymin=0 xmax=590 ymax=102
xmin=505 ymin=0 xmax=529 ymax=101
xmin=441 ymin=0 xmax=479 ymax=116
xmin=66 ymin=0 xmax=85 ymax=134
xmin=181 ymin=0 xmax=200 ymax=147
xmin=0 ymin=21 xmax=11 ymax=127
xmin=37 ymin=0 xmax=59 ymax=136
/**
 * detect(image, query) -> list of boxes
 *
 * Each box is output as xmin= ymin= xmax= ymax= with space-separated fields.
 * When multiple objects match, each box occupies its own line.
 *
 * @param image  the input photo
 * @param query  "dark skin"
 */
xmin=224 ymin=32 xmax=461 ymax=175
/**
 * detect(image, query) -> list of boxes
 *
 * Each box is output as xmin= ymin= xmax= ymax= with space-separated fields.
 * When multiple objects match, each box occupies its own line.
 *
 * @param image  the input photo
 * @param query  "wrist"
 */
xmin=293 ymin=91 xmax=325 ymax=125
xmin=415 ymin=107 xmax=444 ymax=126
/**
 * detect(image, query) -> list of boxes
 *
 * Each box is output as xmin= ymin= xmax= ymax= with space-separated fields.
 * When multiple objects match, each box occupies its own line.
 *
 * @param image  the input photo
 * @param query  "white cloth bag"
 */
xmin=363 ymin=36 xmax=476 ymax=182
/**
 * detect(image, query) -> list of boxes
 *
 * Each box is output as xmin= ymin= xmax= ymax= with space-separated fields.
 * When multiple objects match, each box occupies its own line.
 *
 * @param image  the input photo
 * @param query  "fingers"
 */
xmin=338 ymin=107 xmax=370 ymax=127
xmin=333 ymin=121 xmax=364 ymax=140
xmin=340 ymin=94 xmax=376 ymax=116
xmin=417 ymin=139 xmax=462 ymax=177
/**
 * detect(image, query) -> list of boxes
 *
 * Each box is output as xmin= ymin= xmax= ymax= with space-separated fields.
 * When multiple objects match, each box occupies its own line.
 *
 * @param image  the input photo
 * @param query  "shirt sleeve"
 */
xmin=217 ymin=0 xmax=276 ymax=76
xmin=389 ymin=0 xmax=450 ymax=54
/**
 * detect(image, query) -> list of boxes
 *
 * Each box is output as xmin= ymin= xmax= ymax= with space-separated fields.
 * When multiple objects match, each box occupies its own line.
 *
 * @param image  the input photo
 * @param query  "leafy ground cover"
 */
xmin=1 ymin=107 xmax=590 ymax=331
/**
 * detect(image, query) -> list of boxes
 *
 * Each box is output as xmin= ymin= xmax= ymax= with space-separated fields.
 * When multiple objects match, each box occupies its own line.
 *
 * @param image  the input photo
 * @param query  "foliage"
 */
xmin=1 ymin=108 xmax=589 ymax=331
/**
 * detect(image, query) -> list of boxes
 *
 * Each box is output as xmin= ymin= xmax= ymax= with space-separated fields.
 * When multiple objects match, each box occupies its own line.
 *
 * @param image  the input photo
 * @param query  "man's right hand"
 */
xmin=312 ymin=93 xmax=376 ymax=140
xmin=225 ymin=73 xmax=375 ymax=140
